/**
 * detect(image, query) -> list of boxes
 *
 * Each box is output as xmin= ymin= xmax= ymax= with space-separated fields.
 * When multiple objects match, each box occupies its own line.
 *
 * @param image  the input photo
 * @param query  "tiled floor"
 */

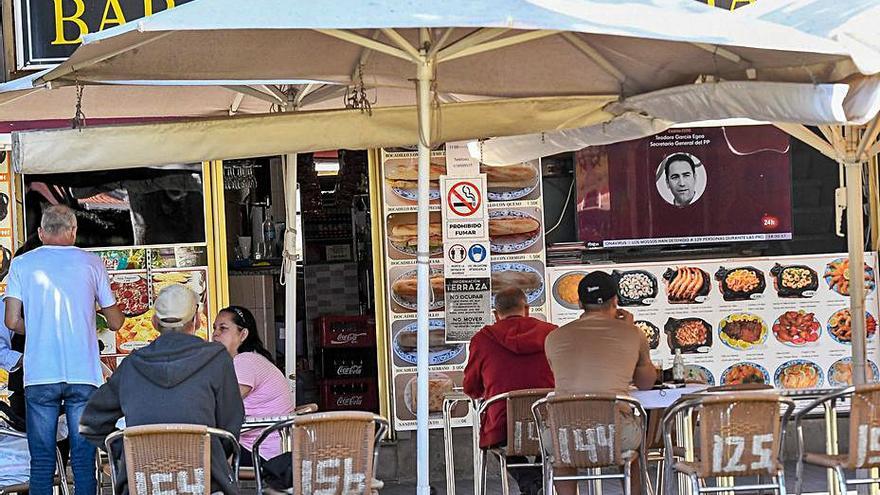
xmin=379 ymin=462 xmax=840 ymax=494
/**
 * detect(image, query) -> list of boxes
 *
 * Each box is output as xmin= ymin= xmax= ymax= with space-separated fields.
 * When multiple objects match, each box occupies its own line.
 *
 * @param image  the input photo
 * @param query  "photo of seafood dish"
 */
xmin=489 ymin=210 xmax=542 ymax=254
xmin=615 ymin=270 xmax=658 ymax=306
xmin=772 ymin=310 xmax=820 ymax=346
xmin=553 ymin=271 xmax=587 ymax=310
xmin=827 ymin=309 xmax=877 ymax=344
xmin=383 ymin=155 xmax=446 ymax=201
xmin=665 ymin=318 xmax=712 ymax=353
xmin=722 ymin=362 xmax=769 ymax=385
xmin=635 ymin=321 xmax=660 ymax=350
xmin=718 ymin=313 xmax=767 ymax=350
xmin=828 ymin=358 xmax=880 ymax=387
xmin=774 ymin=360 xmax=823 ymax=390
xmin=491 ymin=263 xmax=545 ymax=306
xmin=825 ymin=258 xmax=876 ymax=296
xmin=391 ymin=269 xmax=445 ymax=312
xmin=770 ymin=263 xmax=818 ymax=298
xmin=405 ymin=372 xmax=454 ymax=416
xmin=388 ymin=219 xmax=443 ymax=257
xmin=663 ymin=267 xmax=710 ymax=304
xmin=394 ymin=320 xmax=465 ymax=366
xmin=684 ymin=365 xmax=715 ymax=385
xmin=481 ymin=161 xmax=540 ymax=201
xmin=715 ymin=266 xmax=765 ymax=301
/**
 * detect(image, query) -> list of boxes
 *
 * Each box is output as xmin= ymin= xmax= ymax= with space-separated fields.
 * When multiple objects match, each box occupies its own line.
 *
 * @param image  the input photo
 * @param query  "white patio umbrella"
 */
xmin=477 ymin=0 xmax=880 ymax=386
xmin=17 ymin=1 xmax=878 ymax=490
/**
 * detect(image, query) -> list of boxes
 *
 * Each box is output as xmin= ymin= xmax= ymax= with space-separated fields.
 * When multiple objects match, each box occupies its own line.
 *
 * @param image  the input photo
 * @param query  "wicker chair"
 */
xmin=239 ymin=402 xmax=319 ymax=482
xmin=794 ymin=383 xmax=880 ymax=495
xmin=532 ymin=393 xmax=649 ymax=495
xmin=476 ymin=388 xmax=551 ymax=495
xmin=104 ymin=424 xmax=240 ymax=495
xmin=0 ymin=426 xmax=70 ymax=495
xmin=252 ymin=411 xmax=388 ymax=495
xmin=661 ymin=392 xmax=794 ymax=495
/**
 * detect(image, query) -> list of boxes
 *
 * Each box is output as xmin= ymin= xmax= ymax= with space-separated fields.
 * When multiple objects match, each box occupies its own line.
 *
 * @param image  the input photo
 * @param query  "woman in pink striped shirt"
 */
xmin=212 ymin=306 xmax=295 ymax=466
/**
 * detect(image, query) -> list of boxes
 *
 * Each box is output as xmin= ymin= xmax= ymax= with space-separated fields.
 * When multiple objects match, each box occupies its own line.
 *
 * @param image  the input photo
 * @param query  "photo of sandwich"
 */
xmin=489 ymin=209 xmax=542 ymax=254
xmin=392 ymin=319 xmax=466 ymax=366
xmin=481 ymin=161 xmax=540 ymax=201
xmin=383 ymin=155 xmax=447 ymax=201
xmin=386 ymin=212 xmax=443 ymax=259
xmin=491 ymin=262 xmax=545 ymax=306
xmin=391 ymin=268 xmax=445 ymax=312
xmin=406 ymin=372 xmax=454 ymax=415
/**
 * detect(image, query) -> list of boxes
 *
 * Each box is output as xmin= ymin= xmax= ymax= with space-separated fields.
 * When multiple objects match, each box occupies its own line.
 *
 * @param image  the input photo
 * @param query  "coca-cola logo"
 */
xmin=337 ymin=365 xmax=363 ymax=375
xmin=337 ymin=395 xmax=364 ymax=407
xmin=330 ymin=332 xmax=367 ymax=344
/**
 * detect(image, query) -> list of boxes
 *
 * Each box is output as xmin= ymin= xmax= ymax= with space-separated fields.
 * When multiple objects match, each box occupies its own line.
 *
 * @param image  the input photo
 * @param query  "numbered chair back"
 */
xmin=534 ymin=393 xmax=645 ymax=469
xmin=291 ymin=411 xmax=388 ymax=495
xmin=503 ymin=388 xmax=552 ymax=457
xmin=848 ymin=383 xmax=880 ymax=469
xmin=105 ymin=424 xmax=239 ymax=495
xmin=695 ymin=393 xmax=790 ymax=478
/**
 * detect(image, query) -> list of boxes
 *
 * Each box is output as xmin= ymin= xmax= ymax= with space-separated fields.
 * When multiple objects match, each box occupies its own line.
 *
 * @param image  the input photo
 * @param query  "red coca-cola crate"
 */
xmin=317 ymin=315 xmax=376 ymax=348
xmin=319 ymin=378 xmax=379 ymax=412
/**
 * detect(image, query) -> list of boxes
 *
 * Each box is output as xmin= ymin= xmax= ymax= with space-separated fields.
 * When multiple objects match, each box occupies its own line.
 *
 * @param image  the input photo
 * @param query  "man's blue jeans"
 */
xmin=25 ymin=383 xmax=97 ymax=495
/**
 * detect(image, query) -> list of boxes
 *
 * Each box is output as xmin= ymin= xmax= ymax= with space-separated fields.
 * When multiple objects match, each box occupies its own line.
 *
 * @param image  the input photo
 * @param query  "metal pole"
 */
xmin=415 ymin=39 xmax=435 ymax=495
xmin=282 ymin=154 xmax=299 ymax=396
xmin=846 ymin=158 xmax=868 ymax=385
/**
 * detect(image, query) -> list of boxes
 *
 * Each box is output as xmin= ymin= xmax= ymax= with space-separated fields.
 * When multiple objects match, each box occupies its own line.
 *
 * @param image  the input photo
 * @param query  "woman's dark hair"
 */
xmin=219 ymin=305 xmax=273 ymax=362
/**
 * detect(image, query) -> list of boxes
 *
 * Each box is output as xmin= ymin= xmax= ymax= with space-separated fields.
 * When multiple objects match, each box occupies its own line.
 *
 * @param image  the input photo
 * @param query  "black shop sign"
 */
xmin=13 ymin=0 xmax=195 ymax=69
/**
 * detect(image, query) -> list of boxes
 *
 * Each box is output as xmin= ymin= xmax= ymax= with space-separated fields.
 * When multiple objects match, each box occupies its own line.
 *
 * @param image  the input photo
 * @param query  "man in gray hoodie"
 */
xmin=80 ymin=284 xmax=244 ymax=495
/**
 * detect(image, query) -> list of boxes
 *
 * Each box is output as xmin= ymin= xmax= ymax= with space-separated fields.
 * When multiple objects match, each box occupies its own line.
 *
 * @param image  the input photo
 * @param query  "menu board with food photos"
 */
xmin=0 ymin=151 xmax=16 ymax=400
xmin=381 ymin=147 xmax=549 ymax=431
xmin=547 ymin=253 xmax=880 ymax=391
xmin=0 ymin=153 xmax=15 ymax=293
xmin=92 ymin=244 xmax=211 ymax=368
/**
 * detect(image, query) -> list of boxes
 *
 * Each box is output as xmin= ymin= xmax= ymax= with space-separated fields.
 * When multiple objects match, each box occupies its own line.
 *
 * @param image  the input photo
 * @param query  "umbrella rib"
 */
xmin=229 ymin=93 xmax=245 ymax=115
xmin=427 ymin=28 xmax=456 ymax=59
xmin=222 ymin=85 xmax=285 ymax=105
xmin=380 ymin=28 xmax=421 ymax=61
xmin=38 ymin=31 xmax=174 ymax=84
xmin=435 ymin=28 xmax=510 ymax=61
xmin=774 ymin=123 xmax=838 ymax=162
xmin=560 ymin=32 xmax=627 ymax=85
xmin=437 ymin=30 xmax=559 ymax=63
xmin=260 ymin=84 xmax=289 ymax=102
xmin=856 ymin=115 xmax=880 ymax=161
xmin=316 ymin=29 xmax=416 ymax=63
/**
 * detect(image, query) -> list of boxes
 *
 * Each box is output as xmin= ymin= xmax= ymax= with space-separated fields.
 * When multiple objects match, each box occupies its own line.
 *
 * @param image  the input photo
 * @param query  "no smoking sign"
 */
xmin=447 ymin=181 xmax=482 ymax=217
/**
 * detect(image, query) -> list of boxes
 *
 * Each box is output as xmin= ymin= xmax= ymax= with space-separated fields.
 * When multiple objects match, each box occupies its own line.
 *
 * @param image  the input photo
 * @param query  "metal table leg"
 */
xmin=443 ymin=394 xmax=479 ymax=495
xmin=824 ymin=400 xmax=841 ymax=495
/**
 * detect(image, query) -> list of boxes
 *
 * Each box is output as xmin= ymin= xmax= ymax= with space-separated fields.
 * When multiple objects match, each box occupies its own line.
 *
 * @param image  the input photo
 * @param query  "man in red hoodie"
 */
xmin=463 ymin=288 xmax=557 ymax=495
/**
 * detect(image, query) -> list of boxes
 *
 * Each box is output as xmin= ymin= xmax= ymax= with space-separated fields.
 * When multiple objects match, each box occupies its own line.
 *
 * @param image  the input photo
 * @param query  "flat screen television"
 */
xmin=576 ymin=125 xmax=793 ymax=249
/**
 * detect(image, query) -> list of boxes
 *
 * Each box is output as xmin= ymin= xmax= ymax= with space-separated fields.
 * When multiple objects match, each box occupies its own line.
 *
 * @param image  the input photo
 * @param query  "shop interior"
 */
xmin=13 ymin=126 xmax=860 ymax=415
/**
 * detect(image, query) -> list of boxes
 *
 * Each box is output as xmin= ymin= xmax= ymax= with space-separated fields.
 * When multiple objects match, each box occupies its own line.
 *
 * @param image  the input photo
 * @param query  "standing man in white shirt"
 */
xmin=4 ymin=205 xmax=124 ymax=495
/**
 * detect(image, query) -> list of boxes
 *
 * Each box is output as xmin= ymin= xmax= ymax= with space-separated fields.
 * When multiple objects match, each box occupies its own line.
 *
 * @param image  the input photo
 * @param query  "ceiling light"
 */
xmin=314 ymin=160 xmax=340 ymax=176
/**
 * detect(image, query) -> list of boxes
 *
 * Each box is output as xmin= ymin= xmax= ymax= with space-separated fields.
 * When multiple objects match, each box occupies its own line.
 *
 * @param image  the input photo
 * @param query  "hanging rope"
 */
xmin=344 ymin=64 xmax=373 ymax=115
xmin=71 ymin=78 xmax=86 ymax=130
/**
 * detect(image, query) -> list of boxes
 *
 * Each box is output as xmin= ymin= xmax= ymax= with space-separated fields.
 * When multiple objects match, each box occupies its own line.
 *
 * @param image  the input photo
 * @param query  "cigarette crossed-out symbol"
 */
xmin=448 ymin=181 xmax=481 ymax=216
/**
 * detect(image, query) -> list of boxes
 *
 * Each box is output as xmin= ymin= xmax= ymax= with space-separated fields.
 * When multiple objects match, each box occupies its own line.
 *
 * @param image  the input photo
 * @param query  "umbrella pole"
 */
xmin=846 ymin=159 xmax=868 ymax=385
xmin=415 ymin=46 xmax=435 ymax=495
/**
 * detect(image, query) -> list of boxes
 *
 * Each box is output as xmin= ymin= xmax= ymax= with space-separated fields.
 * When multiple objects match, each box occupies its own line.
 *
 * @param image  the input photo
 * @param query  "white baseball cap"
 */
xmin=154 ymin=284 xmax=198 ymax=328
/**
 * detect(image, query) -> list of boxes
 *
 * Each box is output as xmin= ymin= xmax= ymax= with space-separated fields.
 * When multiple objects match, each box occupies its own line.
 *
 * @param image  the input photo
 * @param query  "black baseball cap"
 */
xmin=578 ymin=271 xmax=617 ymax=307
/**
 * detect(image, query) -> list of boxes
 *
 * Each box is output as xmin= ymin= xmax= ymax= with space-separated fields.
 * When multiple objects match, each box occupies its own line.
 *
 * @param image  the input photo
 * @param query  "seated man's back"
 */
xmin=464 ymin=289 xmax=556 ymax=448
xmin=81 ymin=285 xmax=244 ymax=495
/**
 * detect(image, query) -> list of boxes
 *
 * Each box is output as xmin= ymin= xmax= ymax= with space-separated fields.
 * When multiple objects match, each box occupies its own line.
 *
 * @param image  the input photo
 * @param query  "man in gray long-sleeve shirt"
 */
xmin=80 ymin=284 xmax=244 ymax=495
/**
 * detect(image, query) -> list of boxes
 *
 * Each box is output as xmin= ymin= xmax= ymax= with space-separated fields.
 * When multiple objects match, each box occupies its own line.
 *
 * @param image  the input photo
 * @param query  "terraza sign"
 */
xmin=14 ymin=0 xmax=195 ymax=69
